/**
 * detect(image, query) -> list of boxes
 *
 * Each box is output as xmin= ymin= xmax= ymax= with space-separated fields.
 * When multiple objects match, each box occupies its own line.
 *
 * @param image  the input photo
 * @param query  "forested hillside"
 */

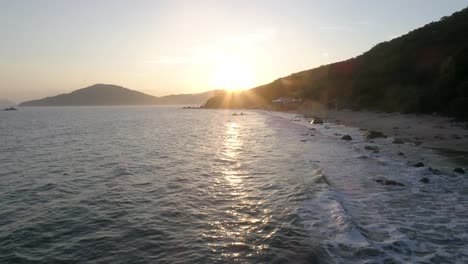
xmin=204 ymin=7 xmax=468 ymax=118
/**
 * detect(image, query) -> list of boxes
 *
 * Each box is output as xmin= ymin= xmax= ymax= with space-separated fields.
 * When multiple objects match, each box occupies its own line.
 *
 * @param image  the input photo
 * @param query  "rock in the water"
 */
xmin=376 ymin=179 xmax=405 ymax=186
xmin=420 ymin=178 xmax=430 ymax=183
xmin=364 ymin=130 xmax=387 ymax=139
xmin=453 ymin=168 xmax=465 ymax=174
xmin=428 ymin=167 xmax=442 ymax=175
xmin=364 ymin=145 xmax=380 ymax=151
xmin=392 ymin=138 xmax=405 ymax=144
xmin=409 ymin=140 xmax=422 ymax=146
xmin=413 ymin=162 xmax=425 ymax=168
xmin=311 ymin=117 xmax=324 ymax=124
xmin=341 ymin=135 xmax=352 ymax=141
xmin=397 ymin=151 xmax=405 ymax=156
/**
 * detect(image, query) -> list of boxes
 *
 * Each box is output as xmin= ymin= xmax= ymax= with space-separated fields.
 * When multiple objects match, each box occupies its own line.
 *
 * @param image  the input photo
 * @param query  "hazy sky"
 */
xmin=1 ymin=0 xmax=468 ymax=102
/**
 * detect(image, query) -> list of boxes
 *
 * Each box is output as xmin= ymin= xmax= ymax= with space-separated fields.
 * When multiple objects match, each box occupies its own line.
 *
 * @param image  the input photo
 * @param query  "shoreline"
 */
xmin=293 ymin=109 xmax=468 ymax=163
xmin=254 ymin=107 xmax=468 ymax=217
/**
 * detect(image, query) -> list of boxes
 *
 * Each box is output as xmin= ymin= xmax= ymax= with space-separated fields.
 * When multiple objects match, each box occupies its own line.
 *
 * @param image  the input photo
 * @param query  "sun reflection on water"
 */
xmin=204 ymin=119 xmax=270 ymax=259
xmin=224 ymin=122 xmax=240 ymax=157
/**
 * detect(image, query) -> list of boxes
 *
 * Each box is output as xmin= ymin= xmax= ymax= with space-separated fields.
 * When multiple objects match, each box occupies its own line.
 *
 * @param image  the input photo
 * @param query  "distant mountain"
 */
xmin=0 ymin=99 xmax=16 ymax=108
xmin=204 ymin=7 xmax=468 ymax=118
xmin=19 ymin=84 xmax=217 ymax=106
xmin=155 ymin=90 xmax=219 ymax=105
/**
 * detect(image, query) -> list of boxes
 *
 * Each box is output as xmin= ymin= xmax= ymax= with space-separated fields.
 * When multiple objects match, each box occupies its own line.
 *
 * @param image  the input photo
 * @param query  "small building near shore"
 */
xmin=271 ymin=97 xmax=302 ymax=110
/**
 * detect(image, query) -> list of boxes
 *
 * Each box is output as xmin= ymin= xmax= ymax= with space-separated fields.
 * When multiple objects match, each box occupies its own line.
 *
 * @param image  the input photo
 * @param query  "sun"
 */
xmin=211 ymin=58 xmax=254 ymax=92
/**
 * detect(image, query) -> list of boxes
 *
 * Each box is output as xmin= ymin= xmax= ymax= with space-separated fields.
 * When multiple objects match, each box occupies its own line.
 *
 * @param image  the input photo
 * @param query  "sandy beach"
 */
xmin=294 ymin=109 xmax=468 ymax=161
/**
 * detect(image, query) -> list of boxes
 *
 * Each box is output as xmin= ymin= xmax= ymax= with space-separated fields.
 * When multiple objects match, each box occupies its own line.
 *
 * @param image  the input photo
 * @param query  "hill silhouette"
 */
xmin=154 ymin=90 xmax=220 ymax=105
xmin=204 ymin=7 xmax=468 ymax=118
xmin=19 ymin=84 xmax=217 ymax=106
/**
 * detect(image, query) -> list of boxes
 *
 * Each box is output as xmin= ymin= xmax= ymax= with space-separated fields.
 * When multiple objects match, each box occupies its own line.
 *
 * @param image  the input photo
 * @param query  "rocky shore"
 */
xmin=298 ymin=109 xmax=468 ymax=155
xmin=262 ymin=109 xmax=467 ymax=187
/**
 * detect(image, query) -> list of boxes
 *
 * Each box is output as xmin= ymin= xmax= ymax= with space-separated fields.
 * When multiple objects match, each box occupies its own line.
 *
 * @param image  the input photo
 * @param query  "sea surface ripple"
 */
xmin=1 ymin=107 xmax=467 ymax=263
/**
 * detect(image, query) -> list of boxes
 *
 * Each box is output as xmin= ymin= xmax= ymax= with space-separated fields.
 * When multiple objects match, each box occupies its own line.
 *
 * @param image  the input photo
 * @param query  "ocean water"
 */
xmin=0 ymin=106 xmax=467 ymax=263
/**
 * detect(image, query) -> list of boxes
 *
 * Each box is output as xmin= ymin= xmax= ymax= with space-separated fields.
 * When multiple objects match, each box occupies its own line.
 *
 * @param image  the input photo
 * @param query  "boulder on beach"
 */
xmin=453 ymin=168 xmax=465 ymax=174
xmin=428 ymin=167 xmax=442 ymax=175
xmin=364 ymin=130 xmax=387 ymax=139
xmin=420 ymin=178 xmax=430 ymax=183
xmin=341 ymin=135 xmax=352 ymax=141
xmin=311 ymin=117 xmax=324 ymax=124
xmin=364 ymin=145 xmax=380 ymax=151
xmin=376 ymin=179 xmax=405 ymax=186
xmin=413 ymin=162 xmax=425 ymax=168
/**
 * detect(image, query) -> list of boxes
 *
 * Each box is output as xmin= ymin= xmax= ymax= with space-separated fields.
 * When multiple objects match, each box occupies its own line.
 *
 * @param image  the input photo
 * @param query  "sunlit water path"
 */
xmin=1 ymin=107 xmax=467 ymax=263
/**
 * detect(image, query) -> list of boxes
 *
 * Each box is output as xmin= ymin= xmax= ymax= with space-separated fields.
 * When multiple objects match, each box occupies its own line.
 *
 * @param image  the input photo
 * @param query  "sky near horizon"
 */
xmin=1 ymin=0 xmax=468 ymax=102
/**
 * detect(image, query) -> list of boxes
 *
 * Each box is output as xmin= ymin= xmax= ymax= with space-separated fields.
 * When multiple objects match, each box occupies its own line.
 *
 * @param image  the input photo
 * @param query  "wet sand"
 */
xmin=299 ymin=109 xmax=468 ymax=154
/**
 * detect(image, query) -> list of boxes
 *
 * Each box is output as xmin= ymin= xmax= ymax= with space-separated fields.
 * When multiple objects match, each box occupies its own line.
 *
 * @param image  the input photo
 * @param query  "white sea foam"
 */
xmin=261 ymin=110 xmax=468 ymax=263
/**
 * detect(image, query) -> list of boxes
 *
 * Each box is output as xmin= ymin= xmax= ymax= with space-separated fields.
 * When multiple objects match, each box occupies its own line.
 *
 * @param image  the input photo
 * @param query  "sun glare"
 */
xmin=211 ymin=58 xmax=254 ymax=92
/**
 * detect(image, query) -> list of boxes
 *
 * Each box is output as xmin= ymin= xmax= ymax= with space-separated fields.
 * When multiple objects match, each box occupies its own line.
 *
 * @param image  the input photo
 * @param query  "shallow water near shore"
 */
xmin=430 ymin=147 xmax=468 ymax=167
xmin=1 ymin=106 xmax=467 ymax=263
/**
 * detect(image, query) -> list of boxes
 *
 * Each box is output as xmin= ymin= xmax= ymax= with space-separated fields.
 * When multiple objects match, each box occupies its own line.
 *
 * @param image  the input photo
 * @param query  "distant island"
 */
xmin=19 ymin=84 xmax=218 ymax=106
xmin=203 ymin=7 xmax=468 ymax=119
